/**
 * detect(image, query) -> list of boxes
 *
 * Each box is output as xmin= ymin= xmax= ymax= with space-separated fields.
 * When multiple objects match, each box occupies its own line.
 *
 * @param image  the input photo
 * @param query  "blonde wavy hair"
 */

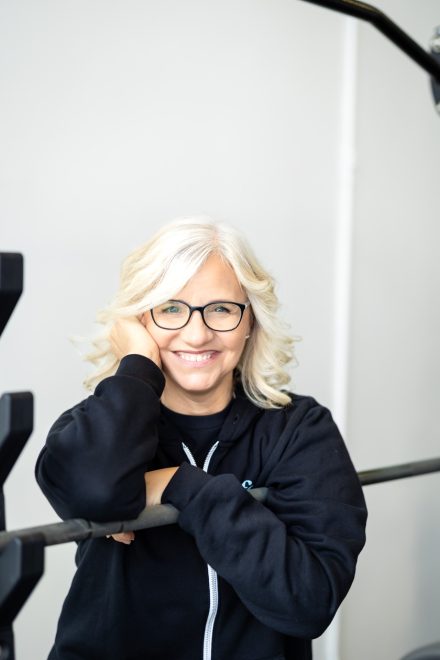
xmin=73 ymin=216 xmax=296 ymax=409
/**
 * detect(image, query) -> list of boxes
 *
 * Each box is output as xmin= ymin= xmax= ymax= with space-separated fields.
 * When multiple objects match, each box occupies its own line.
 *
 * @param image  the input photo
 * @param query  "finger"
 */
xmin=111 ymin=533 xmax=134 ymax=544
xmin=110 ymin=532 xmax=135 ymax=544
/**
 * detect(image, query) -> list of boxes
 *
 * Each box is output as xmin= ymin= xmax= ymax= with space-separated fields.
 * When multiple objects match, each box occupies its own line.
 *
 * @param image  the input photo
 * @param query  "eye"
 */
xmin=160 ymin=303 xmax=183 ymax=314
xmin=209 ymin=303 xmax=239 ymax=314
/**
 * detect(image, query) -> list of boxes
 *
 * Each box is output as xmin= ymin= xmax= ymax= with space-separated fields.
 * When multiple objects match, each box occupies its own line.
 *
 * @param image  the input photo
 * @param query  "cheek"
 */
xmin=222 ymin=334 xmax=248 ymax=359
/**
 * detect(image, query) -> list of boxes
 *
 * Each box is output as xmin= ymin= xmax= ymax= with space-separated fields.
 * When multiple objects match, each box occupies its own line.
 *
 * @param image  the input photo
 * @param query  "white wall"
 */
xmin=340 ymin=2 xmax=440 ymax=659
xmin=0 ymin=2 xmax=438 ymax=659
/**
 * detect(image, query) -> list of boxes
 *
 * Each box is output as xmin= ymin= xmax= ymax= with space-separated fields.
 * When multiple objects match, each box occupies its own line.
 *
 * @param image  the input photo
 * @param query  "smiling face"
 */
xmin=143 ymin=254 xmax=252 ymax=414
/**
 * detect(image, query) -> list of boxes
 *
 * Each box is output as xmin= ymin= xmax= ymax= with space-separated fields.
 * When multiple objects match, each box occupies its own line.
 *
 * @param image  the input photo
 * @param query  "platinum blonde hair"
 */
xmin=74 ymin=216 xmax=296 ymax=409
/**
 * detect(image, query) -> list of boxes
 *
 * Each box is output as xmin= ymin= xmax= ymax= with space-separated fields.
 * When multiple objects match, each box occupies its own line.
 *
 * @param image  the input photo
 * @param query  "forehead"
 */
xmin=174 ymin=254 xmax=244 ymax=303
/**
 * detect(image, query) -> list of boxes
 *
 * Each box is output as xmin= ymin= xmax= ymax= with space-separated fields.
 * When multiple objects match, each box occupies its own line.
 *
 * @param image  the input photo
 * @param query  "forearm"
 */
xmin=163 ymin=454 xmax=366 ymax=638
xmin=36 ymin=355 xmax=166 ymax=521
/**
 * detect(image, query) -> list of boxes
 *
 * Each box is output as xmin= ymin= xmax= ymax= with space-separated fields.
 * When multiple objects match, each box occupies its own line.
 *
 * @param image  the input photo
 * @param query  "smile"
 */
xmin=174 ymin=351 xmax=218 ymax=364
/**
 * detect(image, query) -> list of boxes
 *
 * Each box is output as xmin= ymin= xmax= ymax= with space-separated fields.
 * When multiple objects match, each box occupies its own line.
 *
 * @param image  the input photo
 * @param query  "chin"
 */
xmin=166 ymin=370 xmax=227 ymax=395
xmin=177 ymin=375 xmax=218 ymax=393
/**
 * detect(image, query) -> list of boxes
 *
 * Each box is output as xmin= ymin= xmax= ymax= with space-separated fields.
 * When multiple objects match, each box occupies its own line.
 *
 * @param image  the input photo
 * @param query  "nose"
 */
xmin=180 ymin=309 xmax=214 ymax=345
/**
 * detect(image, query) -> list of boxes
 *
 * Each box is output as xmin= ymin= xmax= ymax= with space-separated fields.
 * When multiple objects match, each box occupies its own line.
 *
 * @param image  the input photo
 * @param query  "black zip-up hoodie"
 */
xmin=35 ymin=354 xmax=367 ymax=660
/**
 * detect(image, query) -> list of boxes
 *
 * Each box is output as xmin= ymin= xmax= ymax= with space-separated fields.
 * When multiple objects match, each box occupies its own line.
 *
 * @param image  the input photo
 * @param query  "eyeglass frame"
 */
xmin=150 ymin=299 xmax=251 ymax=332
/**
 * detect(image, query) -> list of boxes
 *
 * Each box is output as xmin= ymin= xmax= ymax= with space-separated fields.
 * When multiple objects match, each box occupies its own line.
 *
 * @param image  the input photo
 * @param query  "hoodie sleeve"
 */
xmin=161 ymin=400 xmax=367 ymax=640
xmin=35 ymin=354 xmax=165 ymax=522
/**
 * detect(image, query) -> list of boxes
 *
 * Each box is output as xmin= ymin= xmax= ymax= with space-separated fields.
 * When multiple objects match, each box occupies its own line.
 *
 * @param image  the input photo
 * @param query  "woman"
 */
xmin=36 ymin=216 xmax=367 ymax=660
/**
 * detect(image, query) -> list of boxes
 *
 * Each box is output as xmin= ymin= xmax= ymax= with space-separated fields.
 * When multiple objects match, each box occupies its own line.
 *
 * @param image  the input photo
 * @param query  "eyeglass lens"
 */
xmin=152 ymin=301 xmax=244 ymax=331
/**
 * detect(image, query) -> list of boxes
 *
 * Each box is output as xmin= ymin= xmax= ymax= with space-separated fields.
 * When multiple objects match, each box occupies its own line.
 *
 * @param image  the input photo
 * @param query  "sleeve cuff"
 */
xmin=116 ymin=354 xmax=166 ymax=395
xmin=161 ymin=462 xmax=213 ymax=510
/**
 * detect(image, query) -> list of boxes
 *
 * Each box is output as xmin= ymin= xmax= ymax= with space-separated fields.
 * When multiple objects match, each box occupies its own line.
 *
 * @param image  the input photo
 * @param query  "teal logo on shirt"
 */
xmin=242 ymin=479 xmax=253 ymax=490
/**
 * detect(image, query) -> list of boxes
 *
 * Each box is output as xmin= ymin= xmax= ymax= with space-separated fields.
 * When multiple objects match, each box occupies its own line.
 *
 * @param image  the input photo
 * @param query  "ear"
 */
xmin=244 ymin=312 xmax=254 ymax=339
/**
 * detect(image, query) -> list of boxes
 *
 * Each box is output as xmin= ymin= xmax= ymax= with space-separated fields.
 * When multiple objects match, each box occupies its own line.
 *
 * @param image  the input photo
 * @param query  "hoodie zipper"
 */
xmin=181 ymin=441 xmax=220 ymax=660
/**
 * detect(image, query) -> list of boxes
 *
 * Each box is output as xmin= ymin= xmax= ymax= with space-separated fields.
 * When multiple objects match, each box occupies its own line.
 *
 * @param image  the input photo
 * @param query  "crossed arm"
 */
xmin=110 ymin=466 xmax=179 ymax=544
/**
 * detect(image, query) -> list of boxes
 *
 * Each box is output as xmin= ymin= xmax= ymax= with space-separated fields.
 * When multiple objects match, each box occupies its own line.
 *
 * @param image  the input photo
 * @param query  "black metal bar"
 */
xmin=0 ymin=253 xmax=23 ymax=339
xmin=0 ymin=489 xmax=269 ymax=550
xmin=0 ymin=626 xmax=14 ymax=660
xmin=0 ymin=537 xmax=45 ymax=660
xmin=300 ymin=0 xmax=440 ymax=83
xmin=0 ymin=536 xmax=45 ymax=623
xmin=0 ymin=393 xmax=34 ymax=490
xmin=1 ymin=456 xmax=440 ymax=550
xmin=0 ymin=251 xmax=30 ymax=660
xmin=431 ymin=44 xmax=440 ymax=112
xmin=358 ymin=456 xmax=440 ymax=486
xmin=0 ymin=492 xmax=4 ymax=545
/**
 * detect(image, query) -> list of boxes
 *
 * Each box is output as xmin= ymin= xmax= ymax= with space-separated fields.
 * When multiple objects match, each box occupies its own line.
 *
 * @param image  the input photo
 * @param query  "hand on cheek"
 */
xmin=109 ymin=316 xmax=162 ymax=368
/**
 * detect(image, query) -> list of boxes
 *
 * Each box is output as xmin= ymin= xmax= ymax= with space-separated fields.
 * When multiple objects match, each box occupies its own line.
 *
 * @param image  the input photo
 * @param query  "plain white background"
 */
xmin=0 ymin=1 xmax=439 ymax=659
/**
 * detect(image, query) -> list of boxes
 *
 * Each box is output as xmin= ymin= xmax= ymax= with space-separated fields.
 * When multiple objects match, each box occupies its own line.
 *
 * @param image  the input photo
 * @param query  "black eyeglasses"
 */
xmin=150 ymin=300 xmax=250 ymax=332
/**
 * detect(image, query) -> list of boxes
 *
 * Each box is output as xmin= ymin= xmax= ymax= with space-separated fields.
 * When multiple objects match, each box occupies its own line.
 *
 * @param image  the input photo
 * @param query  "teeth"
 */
xmin=176 ymin=352 xmax=214 ymax=362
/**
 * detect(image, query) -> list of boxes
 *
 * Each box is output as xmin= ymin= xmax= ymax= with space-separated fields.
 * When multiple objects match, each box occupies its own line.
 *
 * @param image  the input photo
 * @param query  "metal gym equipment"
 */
xmin=401 ymin=645 xmax=440 ymax=660
xmin=1 ymin=2 xmax=440 ymax=660
xmin=301 ymin=0 xmax=440 ymax=114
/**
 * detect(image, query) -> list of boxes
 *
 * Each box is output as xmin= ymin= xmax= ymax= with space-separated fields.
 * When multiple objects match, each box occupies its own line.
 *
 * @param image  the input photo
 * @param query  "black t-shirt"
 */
xmin=160 ymin=399 xmax=234 ymax=467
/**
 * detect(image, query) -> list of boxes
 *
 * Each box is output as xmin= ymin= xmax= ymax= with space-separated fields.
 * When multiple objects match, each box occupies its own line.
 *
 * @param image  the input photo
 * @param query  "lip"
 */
xmin=172 ymin=350 xmax=219 ymax=367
